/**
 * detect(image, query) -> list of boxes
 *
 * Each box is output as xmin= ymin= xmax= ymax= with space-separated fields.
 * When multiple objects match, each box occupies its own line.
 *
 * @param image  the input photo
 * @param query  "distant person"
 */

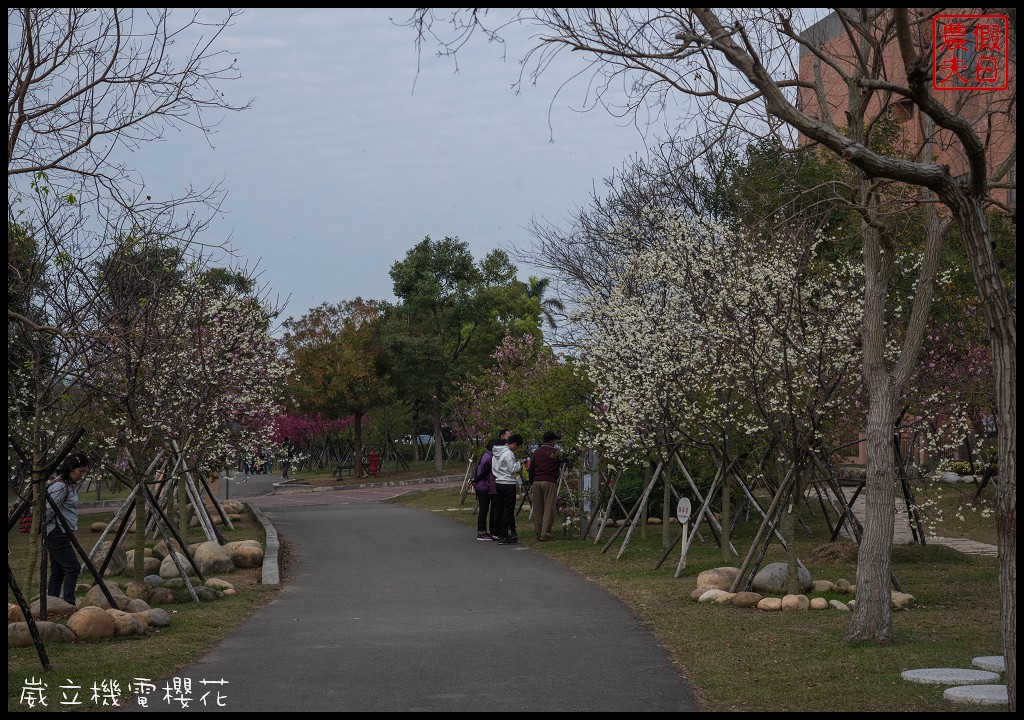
xmin=45 ymin=452 xmax=91 ymax=605
xmin=472 ymin=439 xmax=500 ymax=541
xmin=492 ymin=433 xmax=529 ymax=545
xmin=530 ymin=431 xmax=566 ymax=541
xmin=281 ymin=439 xmax=293 ymax=479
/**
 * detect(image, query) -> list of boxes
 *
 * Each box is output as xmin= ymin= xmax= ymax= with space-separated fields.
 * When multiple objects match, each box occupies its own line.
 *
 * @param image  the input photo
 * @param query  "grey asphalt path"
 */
xmin=135 ymin=491 xmax=701 ymax=712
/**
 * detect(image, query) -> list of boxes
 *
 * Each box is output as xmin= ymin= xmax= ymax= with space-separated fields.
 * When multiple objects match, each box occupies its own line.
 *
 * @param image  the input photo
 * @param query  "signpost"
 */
xmin=674 ymin=497 xmax=691 ymax=578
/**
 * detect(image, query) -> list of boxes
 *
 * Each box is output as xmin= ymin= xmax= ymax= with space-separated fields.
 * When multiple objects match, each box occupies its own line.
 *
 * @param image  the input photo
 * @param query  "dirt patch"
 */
xmin=804 ymin=541 xmax=859 ymax=566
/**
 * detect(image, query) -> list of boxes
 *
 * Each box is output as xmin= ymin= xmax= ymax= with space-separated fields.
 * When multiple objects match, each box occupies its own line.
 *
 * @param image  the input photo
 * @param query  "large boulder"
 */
xmin=80 ymin=581 xmax=130 ymax=610
xmin=781 ymin=594 xmax=810 ymax=611
xmin=193 ymin=542 xmax=234 ymax=575
xmin=696 ymin=567 xmax=740 ymax=591
xmin=9 ymin=603 xmax=23 ymax=623
xmin=29 ymin=596 xmax=77 ymax=620
xmin=697 ymin=589 xmax=731 ymax=604
xmin=124 ymin=598 xmax=152 ymax=614
xmin=891 ymin=591 xmax=915 ymax=610
xmin=153 ymin=539 xmax=184 ymax=560
xmin=89 ymin=541 xmax=128 ymax=577
xmin=732 ymin=591 xmax=763 ymax=608
xmin=221 ymin=499 xmax=245 ymax=515
xmin=125 ymin=581 xmax=153 ymax=603
xmin=66 ymin=606 xmax=115 ymax=641
xmin=194 ymin=586 xmax=221 ymax=602
xmin=106 ymin=608 xmax=145 ymax=636
xmin=148 ymin=588 xmax=177 ymax=605
xmin=811 ymin=580 xmax=835 ymax=593
xmin=751 ymin=562 xmax=813 ymax=594
xmin=9 ymin=620 xmax=77 ymax=647
xmin=228 ymin=543 xmax=264 ymax=569
xmin=159 ymin=552 xmax=197 ymax=580
xmin=141 ymin=608 xmax=172 ymax=628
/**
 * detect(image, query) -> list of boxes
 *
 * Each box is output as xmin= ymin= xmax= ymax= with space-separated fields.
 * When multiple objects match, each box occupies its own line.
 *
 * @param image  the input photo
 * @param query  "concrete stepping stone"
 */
xmin=901 ymin=668 xmax=1000 ymax=685
xmin=971 ymin=655 xmax=1005 ymax=673
xmin=943 ymin=684 xmax=1008 ymax=706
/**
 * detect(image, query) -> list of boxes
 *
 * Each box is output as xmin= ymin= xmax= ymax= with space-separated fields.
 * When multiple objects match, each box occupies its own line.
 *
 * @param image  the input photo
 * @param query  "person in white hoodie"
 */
xmin=491 ymin=433 xmax=529 ymax=544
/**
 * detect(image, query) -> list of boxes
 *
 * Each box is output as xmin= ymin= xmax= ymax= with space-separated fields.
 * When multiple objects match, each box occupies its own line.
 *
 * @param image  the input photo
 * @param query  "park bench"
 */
xmin=332 ymin=462 xmax=369 ymax=478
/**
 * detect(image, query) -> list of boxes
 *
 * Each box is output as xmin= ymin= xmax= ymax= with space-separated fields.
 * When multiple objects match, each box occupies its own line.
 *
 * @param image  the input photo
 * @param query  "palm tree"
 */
xmin=525 ymin=275 xmax=565 ymax=331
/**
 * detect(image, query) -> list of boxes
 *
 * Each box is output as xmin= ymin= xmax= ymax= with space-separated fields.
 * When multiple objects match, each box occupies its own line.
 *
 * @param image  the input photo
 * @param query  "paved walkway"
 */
xmin=131 ymin=475 xmax=700 ymax=712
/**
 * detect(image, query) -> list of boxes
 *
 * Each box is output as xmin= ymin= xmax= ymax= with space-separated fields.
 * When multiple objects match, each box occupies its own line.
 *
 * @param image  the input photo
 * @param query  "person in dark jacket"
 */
xmin=473 ymin=439 xmax=500 ymax=540
xmin=530 ymin=431 xmax=566 ymax=541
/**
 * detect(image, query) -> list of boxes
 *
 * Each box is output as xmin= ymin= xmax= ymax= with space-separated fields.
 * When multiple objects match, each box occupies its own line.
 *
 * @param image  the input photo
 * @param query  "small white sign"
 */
xmin=676 ymin=497 xmax=691 ymax=524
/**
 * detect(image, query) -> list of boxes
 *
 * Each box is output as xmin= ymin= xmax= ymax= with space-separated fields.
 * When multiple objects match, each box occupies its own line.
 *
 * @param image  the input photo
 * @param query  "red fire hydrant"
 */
xmin=368 ymin=450 xmax=381 ymax=476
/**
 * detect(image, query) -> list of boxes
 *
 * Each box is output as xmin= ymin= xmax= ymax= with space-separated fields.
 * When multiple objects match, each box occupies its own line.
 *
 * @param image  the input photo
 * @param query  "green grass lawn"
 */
xmin=391 ymin=485 xmax=1004 ymax=712
xmin=8 ymin=508 xmax=279 ymax=713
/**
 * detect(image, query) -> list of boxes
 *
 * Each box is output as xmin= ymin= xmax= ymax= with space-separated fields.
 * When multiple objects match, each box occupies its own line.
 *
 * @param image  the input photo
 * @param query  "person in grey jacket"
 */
xmin=46 ymin=451 xmax=91 ymax=604
xmin=491 ymin=434 xmax=529 ymax=544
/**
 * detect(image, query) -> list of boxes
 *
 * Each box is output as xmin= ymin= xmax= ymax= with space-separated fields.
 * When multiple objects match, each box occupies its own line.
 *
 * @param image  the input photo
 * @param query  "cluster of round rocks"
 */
xmin=85 ymin=536 xmax=264 ymax=581
xmin=689 ymin=564 xmax=915 ymax=612
xmin=8 ymin=534 xmax=264 ymax=648
xmin=935 ymin=472 xmax=983 ymax=485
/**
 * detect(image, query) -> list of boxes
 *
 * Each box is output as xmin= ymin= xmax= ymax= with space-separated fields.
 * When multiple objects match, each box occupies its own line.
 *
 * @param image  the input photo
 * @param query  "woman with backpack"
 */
xmin=45 ymin=451 xmax=91 ymax=605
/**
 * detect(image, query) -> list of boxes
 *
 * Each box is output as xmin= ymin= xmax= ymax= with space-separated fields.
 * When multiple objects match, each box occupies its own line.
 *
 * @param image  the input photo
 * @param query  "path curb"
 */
xmin=247 ymin=503 xmax=282 ymax=586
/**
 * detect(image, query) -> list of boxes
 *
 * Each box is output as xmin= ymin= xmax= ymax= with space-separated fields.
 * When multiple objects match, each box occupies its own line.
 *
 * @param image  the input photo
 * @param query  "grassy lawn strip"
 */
xmin=8 ymin=507 xmax=279 ymax=712
xmin=390 ymin=486 xmax=1002 ymax=713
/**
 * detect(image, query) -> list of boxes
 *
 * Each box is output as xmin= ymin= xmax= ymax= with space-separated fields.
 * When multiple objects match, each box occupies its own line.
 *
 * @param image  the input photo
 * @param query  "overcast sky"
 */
xmin=129 ymin=8 xmax=655 ymax=325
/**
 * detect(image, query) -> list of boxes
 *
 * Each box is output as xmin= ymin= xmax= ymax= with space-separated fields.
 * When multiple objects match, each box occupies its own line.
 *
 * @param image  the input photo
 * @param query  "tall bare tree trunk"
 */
xmin=845 ymin=390 xmax=898 ymax=641
xmin=948 ymin=194 xmax=1016 ymax=709
xmin=846 ymin=186 xmax=897 ymax=641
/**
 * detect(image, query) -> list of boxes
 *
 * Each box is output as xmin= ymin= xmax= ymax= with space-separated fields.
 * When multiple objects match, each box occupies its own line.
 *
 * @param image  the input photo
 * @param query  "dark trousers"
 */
xmin=46 ymin=530 xmax=80 ymax=604
xmin=495 ymin=483 xmax=518 ymax=539
xmin=489 ymin=492 xmax=501 ymax=536
xmin=476 ymin=490 xmax=496 ymax=533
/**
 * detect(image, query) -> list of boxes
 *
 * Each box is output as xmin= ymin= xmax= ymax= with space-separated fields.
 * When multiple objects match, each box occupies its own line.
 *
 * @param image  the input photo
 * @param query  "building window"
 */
xmin=891 ymin=98 xmax=915 ymax=123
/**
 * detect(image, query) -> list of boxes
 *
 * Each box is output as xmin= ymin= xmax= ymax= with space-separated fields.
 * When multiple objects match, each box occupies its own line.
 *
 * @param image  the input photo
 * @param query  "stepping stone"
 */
xmin=901 ymin=668 xmax=1000 ymax=685
xmin=971 ymin=656 xmax=1005 ymax=673
xmin=944 ymin=684 xmax=1008 ymax=706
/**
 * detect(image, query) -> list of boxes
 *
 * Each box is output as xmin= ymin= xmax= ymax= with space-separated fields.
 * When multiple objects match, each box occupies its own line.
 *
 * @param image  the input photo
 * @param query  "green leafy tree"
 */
xmin=282 ymin=298 xmax=391 ymax=478
xmin=454 ymin=329 xmax=593 ymax=450
xmin=382 ymin=236 xmax=538 ymax=471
